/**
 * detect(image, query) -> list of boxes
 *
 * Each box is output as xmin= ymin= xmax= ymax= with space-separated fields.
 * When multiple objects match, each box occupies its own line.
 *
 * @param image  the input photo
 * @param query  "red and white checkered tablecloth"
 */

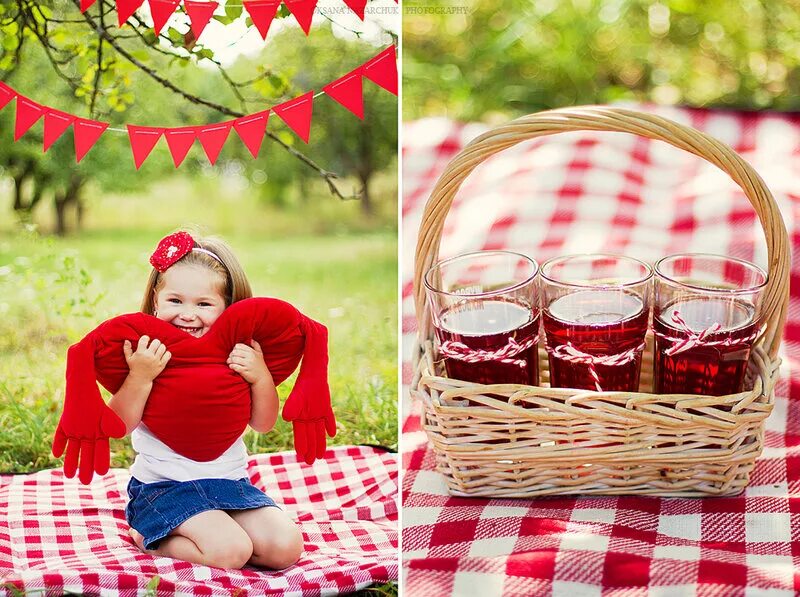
xmin=0 ymin=445 xmax=398 ymax=596
xmin=401 ymin=104 xmax=800 ymax=596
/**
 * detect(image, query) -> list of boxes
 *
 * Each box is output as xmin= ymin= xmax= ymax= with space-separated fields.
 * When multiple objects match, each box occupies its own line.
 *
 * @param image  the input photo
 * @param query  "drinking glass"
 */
xmin=540 ymin=254 xmax=652 ymax=392
xmin=424 ymin=250 xmax=540 ymax=386
xmin=653 ymin=253 xmax=766 ymax=395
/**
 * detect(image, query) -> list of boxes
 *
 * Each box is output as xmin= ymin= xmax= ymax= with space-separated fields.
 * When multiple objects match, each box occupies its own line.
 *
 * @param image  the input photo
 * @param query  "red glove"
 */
xmin=281 ymin=316 xmax=337 ymax=464
xmin=51 ymin=337 xmax=127 ymax=484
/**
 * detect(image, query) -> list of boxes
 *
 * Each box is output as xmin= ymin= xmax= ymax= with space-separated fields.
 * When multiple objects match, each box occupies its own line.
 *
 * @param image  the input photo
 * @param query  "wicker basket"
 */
xmin=410 ymin=106 xmax=789 ymax=498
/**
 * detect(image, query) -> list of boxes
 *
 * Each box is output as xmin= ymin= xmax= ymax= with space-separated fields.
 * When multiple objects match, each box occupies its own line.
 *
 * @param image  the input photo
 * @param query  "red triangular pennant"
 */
xmin=80 ymin=0 xmax=97 ymax=10
xmin=164 ymin=127 xmax=197 ymax=168
xmin=342 ymin=0 xmax=366 ymax=20
xmin=233 ymin=110 xmax=269 ymax=158
xmin=284 ymin=0 xmax=318 ymax=34
xmin=117 ymin=0 xmax=145 ymax=25
xmin=148 ymin=0 xmax=181 ymax=34
xmin=362 ymin=46 xmax=398 ymax=95
xmin=196 ymin=122 xmax=232 ymax=164
xmin=0 ymin=81 xmax=16 ymax=111
xmin=43 ymin=110 xmax=76 ymax=152
xmin=242 ymin=0 xmax=280 ymax=40
xmin=14 ymin=98 xmax=44 ymax=141
xmin=73 ymin=118 xmax=109 ymax=163
xmin=323 ymin=68 xmax=364 ymax=119
xmin=127 ymin=125 xmax=165 ymax=169
xmin=273 ymin=91 xmax=314 ymax=143
xmin=184 ymin=0 xmax=218 ymax=39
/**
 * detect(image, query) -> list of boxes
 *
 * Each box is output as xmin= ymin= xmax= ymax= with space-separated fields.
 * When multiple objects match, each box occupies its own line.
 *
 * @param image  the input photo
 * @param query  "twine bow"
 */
xmin=655 ymin=311 xmax=757 ymax=356
xmin=549 ymin=341 xmax=646 ymax=392
xmin=439 ymin=336 xmax=538 ymax=368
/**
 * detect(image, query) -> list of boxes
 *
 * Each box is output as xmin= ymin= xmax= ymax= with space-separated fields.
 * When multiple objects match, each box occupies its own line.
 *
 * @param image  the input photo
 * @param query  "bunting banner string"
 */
xmin=80 ymin=0 xmax=399 ymax=41
xmin=0 ymin=45 xmax=396 ymax=169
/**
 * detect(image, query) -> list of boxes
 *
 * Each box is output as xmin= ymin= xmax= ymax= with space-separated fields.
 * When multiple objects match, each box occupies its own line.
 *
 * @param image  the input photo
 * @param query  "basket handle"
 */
xmin=413 ymin=106 xmax=790 ymax=359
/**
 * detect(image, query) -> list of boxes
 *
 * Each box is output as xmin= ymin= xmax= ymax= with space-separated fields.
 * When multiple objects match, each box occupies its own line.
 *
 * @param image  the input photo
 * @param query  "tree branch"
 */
xmin=20 ymin=2 xmax=82 ymax=93
xmin=89 ymin=1 xmax=105 ymax=117
xmin=72 ymin=0 xmax=347 ymax=200
xmin=73 ymin=0 xmax=348 ymax=199
xmin=118 ymin=2 xmax=277 ymax=114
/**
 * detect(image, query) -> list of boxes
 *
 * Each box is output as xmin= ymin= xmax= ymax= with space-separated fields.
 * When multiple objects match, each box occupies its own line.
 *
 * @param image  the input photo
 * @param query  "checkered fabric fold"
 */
xmin=402 ymin=105 xmax=800 ymax=596
xmin=0 ymin=446 xmax=398 ymax=596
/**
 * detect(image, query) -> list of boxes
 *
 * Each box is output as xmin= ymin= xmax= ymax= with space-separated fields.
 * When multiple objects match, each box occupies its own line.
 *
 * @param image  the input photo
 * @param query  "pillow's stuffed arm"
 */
xmin=222 ymin=298 xmax=337 ymax=465
xmin=51 ymin=330 xmax=127 ymax=484
xmin=281 ymin=315 xmax=336 ymax=465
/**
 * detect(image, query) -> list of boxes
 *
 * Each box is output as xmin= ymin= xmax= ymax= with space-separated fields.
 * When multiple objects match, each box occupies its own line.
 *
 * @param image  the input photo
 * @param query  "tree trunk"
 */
xmin=12 ymin=159 xmax=35 ymax=215
xmin=359 ymin=173 xmax=373 ymax=216
xmin=76 ymin=197 xmax=85 ymax=230
xmin=54 ymin=193 xmax=68 ymax=236
xmin=12 ymin=174 xmax=24 ymax=211
xmin=28 ymin=183 xmax=45 ymax=212
xmin=358 ymin=123 xmax=374 ymax=216
xmin=54 ymin=174 xmax=84 ymax=236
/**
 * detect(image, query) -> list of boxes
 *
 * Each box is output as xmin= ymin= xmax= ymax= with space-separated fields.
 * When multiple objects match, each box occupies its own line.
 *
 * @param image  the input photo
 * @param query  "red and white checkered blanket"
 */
xmin=402 ymin=104 xmax=800 ymax=596
xmin=0 ymin=445 xmax=398 ymax=596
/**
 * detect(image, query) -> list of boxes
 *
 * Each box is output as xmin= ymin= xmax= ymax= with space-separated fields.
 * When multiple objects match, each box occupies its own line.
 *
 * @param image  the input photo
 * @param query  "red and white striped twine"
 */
xmin=655 ymin=311 xmax=757 ymax=356
xmin=549 ymin=341 xmax=646 ymax=392
xmin=439 ymin=336 xmax=538 ymax=368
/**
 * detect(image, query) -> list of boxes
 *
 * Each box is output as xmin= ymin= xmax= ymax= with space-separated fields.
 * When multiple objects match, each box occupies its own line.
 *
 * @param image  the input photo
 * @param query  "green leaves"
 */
xmin=129 ymin=49 xmax=150 ymax=62
xmin=144 ymin=576 xmax=161 ymax=596
xmin=277 ymin=130 xmax=295 ymax=146
xmin=405 ymin=0 xmax=800 ymax=119
xmin=35 ymin=4 xmax=53 ymax=20
xmin=166 ymin=26 xmax=184 ymax=44
xmin=252 ymin=70 xmax=291 ymax=98
xmin=107 ymin=89 xmax=135 ymax=112
xmin=225 ymin=3 xmax=243 ymax=21
xmin=1 ymin=34 xmax=18 ymax=52
xmin=212 ymin=3 xmax=244 ymax=24
xmin=195 ymin=47 xmax=214 ymax=61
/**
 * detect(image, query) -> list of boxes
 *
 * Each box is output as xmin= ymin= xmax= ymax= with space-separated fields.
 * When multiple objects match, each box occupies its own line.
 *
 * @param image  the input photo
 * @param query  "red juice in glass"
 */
xmin=540 ymin=254 xmax=652 ymax=392
xmin=654 ymin=297 xmax=758 ymax=395
xmin=424 ymin=250 xmax=540 ymax=388
xmin=436 ymin=297 xmax=539 ymax=385
xmin=544 ymin=289 xmax=649 ymax=391
xmin=653 ymin=254 xmax=766 ymax=396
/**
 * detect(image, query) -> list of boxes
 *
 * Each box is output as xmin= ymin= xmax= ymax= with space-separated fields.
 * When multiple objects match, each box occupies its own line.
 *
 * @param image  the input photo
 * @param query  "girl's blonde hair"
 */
xmin=140 ymin=232 xmax=253 ymax=314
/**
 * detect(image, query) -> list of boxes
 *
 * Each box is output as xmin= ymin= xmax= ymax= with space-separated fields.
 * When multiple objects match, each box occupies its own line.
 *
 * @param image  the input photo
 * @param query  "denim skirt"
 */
xmin=126 ymin=476 xmax=277 ymax=549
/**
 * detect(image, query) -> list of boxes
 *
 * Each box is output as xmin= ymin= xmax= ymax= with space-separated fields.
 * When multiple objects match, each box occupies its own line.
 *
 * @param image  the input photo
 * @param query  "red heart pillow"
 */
xmin=52 ymin=297 xmax=335 ymax=484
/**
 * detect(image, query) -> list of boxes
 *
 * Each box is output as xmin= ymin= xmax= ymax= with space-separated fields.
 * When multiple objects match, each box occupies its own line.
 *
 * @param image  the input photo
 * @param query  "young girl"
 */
xmin=109 ymin=231 xmax=304 ymax=570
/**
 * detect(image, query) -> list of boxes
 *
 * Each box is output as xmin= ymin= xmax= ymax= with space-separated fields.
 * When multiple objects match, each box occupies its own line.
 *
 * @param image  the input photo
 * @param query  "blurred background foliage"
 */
xmin=404 ymin=0 xmax=800 ymax=122
xmin=0 ymin=0 xmax=397 ymax=234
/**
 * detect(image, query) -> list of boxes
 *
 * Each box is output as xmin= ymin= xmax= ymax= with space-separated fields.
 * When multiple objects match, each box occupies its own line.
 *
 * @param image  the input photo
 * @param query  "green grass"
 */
xmin=0 ymin=216 xmax=397 ymax=472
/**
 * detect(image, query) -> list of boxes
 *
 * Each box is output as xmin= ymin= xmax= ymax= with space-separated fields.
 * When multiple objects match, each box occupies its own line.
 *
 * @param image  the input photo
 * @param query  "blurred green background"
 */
xmin=0 ymin=1 xmax=398 ymax=478
xmin=404 ymin=0 xmax=800 ymax=121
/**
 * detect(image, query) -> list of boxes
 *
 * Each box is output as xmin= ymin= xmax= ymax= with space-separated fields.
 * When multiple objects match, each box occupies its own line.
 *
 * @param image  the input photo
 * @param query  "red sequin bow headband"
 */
xmin=149 ymin=231 xmax=223 ymax=273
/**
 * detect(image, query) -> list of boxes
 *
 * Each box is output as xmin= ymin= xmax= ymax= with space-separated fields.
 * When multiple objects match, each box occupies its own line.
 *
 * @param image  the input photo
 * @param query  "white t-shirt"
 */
xmin=130 ymin=423 xmax=248 ymax=484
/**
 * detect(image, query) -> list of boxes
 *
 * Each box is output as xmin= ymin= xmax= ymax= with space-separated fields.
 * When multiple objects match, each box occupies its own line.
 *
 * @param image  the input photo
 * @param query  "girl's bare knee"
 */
xmin=273 ymin=528 xmax=304 ymax=569
xmin=252 ymin=524 xmax=303 ymax=569
xmin=202 ymin=533 xmax=254 ymax=569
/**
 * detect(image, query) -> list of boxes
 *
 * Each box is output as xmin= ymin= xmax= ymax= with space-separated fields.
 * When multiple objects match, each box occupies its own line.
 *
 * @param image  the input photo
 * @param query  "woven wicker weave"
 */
xmin=411 ymin=106 xmax=790 ymax=498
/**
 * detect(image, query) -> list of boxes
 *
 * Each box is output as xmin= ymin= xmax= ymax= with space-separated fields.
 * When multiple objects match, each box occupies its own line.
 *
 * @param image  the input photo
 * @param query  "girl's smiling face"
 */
xmin=153 ymin=264 xmax=226 ymax=337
